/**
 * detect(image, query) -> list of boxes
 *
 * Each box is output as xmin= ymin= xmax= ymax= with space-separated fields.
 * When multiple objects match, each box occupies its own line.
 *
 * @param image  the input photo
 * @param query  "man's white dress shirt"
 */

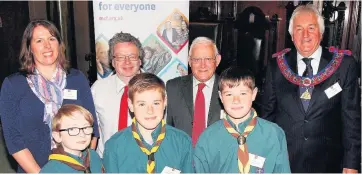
xmin=91 ymin=74 xmax=132 ymax=157
xmin=297 ymin=46 xmax=322 ymax=76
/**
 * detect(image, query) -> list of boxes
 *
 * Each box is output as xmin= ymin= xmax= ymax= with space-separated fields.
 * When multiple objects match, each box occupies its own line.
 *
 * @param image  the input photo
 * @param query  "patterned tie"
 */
xmin=299 ymin=58 xmax=314 ymax=111
xmin=302 ymin=58 xmax=313 ymax=77
xmin=192 ymin=83 xmax=206 ymax=146
xmin=118 ymin=86 xmax=128 ymax=130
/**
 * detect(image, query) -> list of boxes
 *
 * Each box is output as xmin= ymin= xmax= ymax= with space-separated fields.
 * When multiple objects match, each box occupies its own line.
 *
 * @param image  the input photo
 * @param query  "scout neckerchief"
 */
xmin=48 ymin=146 xmax=92 ymax=173
xmin=273 ymin=46 xmax=350 ymax=87
xmin=131 ymin=117 xmax=166 ymax=174
xmin=223 ymin=108 xmax=258 ymax=174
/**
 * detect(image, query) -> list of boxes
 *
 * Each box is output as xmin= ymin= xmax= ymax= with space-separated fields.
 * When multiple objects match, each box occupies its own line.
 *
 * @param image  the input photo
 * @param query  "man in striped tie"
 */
xmin=91 ymin=32 xmax=143 ymax=157
xmin=194 ymin=66 xmax=290 ymax=173
xmin=103 ymin=73 xmax=193 ymax=173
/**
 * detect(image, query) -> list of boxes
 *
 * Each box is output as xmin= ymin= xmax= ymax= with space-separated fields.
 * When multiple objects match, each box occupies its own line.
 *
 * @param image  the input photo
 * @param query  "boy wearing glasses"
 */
xmin=91 ymin=32 xmax=143 ymax=157
xmin=194 ymin=67 xmax=290 ymax=173
xmin=103 ymin=73 xmax=193 ymax=173
xmin=40 ymin=104 xmax=103 ymax=173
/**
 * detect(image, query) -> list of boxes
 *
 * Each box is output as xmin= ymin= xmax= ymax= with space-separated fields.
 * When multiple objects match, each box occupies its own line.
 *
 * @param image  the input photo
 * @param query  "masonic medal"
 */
xmin=300 ymin=88 xmax=311 ymax=100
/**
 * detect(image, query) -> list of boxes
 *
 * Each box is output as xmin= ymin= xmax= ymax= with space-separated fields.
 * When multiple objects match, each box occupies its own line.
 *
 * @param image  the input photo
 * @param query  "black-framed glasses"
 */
xmin=113 ymin=55 xmax=139 ymax=62
xmin=59 ymin=126 xmax=94 ymax=136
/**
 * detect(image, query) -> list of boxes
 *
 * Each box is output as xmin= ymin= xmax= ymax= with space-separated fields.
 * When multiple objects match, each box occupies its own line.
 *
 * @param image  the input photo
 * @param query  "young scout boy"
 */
xmin=40 ymin=104 xmax=104 ymax=173
xmin=194 ymin=66 xmax=291 ymax=173
xmin=103 ymin=73 xmax=193 ymax=173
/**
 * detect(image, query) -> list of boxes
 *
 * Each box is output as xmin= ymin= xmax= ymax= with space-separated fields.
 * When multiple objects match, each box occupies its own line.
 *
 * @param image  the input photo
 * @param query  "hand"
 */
xmin=343 ymin=168 xmax=358 ymax=174
xmin=12 ymin=149 xmax=41 ymax=173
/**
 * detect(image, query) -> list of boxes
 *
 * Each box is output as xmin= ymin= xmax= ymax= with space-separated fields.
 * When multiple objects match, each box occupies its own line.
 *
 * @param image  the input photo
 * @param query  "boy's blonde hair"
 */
xmin=219 ymin=66 xmax=255 ymax=91
xmin=52 ymin=104 xmax=94 ymax=131
xmin=128 ymin=73 xmax=166 ymax=101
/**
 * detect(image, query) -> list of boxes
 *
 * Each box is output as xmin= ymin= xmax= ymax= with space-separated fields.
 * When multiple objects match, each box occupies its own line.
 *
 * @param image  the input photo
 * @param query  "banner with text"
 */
xmin=93 ymin=1 xmax=189 ymax=81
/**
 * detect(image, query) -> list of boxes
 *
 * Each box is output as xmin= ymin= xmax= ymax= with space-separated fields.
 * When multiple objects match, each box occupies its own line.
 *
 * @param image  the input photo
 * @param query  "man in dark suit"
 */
xmin=261 ymin=4 xmax=361 ymax=173
xmin=166 ymin=36 xmax=222 ymax=146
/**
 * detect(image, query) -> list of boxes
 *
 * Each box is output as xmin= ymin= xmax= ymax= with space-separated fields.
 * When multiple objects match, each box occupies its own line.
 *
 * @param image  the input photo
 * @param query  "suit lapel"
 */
xmin=307 ymin=48 xmax=333 ymax=114
xmin=181 ymin=75 xmax=194 ymax=120
xmin=286 ymin=50 xmax=306 ymax=115
xmin=207 ymin=75 xmax=221 ymax=126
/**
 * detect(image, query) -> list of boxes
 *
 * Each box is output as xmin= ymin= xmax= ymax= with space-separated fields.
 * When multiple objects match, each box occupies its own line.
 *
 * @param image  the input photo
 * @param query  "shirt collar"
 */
xmin=193 ymin=75 xmax=215 ymax=88
xmin=66 ymin=151 xmax=84 ymax=160
xmin=225 ymin=110 xmax=254 ymax=133
xmin=135 ymin=121 xmax=163 ymax=147
xmin=114 ymin=74 xmax=127 ymax=93
xmin=297 ymin=46 xmax=322 ymax=62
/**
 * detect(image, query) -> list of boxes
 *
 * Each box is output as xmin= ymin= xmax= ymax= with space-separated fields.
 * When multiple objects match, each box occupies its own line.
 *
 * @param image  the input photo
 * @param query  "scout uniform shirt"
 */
xmin=194 ymin=111 xmax=291 ymax=173
xmin=103 ymin=122 xmax=193 ymax=173
xmin=40 ymin=149 xmax=103 ymax=173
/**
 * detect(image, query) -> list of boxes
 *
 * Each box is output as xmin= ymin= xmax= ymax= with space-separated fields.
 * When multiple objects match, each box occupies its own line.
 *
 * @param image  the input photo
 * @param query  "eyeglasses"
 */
xmin=190 ymin=57 xmax=216 ymax=64
xmin=59 ymin=126 xmax=94 ymax=136
xmin=113 ymin=55 xmax=139 ymax=62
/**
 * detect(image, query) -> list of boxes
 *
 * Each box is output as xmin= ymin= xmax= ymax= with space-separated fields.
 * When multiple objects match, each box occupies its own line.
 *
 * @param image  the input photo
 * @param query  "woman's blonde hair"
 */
xmin=95 ymin=40 xmax=109 ymax=58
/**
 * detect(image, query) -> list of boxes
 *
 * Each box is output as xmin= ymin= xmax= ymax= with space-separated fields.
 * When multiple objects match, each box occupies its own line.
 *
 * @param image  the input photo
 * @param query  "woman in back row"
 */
xmin=0 ymin=19 xmax=99 ymax=173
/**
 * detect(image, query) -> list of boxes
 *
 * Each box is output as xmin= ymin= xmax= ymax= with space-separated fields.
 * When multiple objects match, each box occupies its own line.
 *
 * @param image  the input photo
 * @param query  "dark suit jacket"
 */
xmin=261 ymin=48 xmax=361 ymax=172
xmin=166 ymin=74 xmax=222 ymax=136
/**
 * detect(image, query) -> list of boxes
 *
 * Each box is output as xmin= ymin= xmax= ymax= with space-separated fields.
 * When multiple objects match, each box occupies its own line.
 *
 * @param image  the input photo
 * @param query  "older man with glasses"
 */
xmin=166 ymin=36 xmax=223 ymax=146
xmin=91 ymin=32 xmax=143 ymax=157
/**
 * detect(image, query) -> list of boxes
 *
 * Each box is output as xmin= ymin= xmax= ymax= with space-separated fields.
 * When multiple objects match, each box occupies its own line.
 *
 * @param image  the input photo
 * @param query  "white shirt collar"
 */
xmin=193 ymin=75 xmax=215 ymax=89
xmin=114 ymin=70 xmax=144 ymax=93
xmin=297 ymin=46 xmax=322 ymax=62
xmin=114 ymin=74 xmax=127 ymax=93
